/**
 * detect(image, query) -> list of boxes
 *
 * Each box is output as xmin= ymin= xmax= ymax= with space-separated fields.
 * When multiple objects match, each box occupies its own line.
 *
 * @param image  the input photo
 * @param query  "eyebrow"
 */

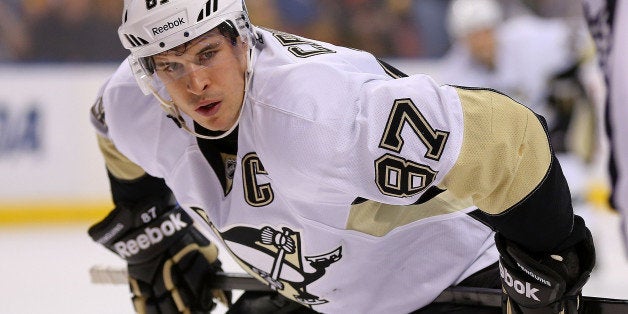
xmin=196 ymin=41 xmax=221 ymax=55
xmin=153 ymin=59 xmax=170 ymax=68
xmin=155 ymin=38 xmax=223 ymax=60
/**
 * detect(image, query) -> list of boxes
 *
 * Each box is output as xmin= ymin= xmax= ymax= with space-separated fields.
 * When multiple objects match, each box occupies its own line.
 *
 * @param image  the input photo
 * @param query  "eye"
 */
xmin=198 ymin=50 xmax=217 ymax=64
xmin=156 ymin=62 xmax=182 ymax=73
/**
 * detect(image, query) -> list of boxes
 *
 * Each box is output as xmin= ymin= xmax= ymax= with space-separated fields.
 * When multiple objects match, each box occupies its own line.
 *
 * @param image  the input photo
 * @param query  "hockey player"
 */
xmin=440 ymin=0 xmax=597 ymax=163
xmin=582 ymin=0 xmax=628 ymax=257
xmin=87 ymin=0 xmax=595 ymax=313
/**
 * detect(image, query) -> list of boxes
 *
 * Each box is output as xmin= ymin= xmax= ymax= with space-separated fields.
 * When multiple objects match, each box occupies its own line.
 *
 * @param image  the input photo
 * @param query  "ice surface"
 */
xmin=0 ymin=204 xmax=626 ymax=314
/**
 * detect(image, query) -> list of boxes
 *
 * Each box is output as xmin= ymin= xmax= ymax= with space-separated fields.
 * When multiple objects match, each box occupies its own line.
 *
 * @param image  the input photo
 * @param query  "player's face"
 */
xmin=153 ymin=30 xmax=248 ymax=132
xmin=465 ymin=28 xmax=496 ymax=69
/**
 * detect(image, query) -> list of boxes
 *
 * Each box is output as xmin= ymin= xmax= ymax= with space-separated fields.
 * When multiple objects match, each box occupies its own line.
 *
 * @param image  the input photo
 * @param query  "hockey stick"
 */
xmin=90 ymin=265 xmax=273 ymax=292
xmin=89 ymin=266 xmax=628 ymax=313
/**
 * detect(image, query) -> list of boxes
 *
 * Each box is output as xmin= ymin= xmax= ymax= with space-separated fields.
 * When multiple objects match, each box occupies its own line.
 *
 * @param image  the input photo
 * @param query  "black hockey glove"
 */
xmin=495 ymin=229 xmax=595 ymax=313
xmin=88 ymin=202 xmax=230 ymax=313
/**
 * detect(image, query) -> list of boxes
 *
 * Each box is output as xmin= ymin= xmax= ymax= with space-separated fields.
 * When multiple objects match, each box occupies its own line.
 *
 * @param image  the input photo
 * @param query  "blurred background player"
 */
xmin=438 ymin=0 xmax=599 ymax=202
xmin=582 ymin=0 xmax=628 ymax=257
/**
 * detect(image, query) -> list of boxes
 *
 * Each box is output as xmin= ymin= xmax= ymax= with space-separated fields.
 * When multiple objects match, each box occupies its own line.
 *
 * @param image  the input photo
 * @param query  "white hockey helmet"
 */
xmin=119 ymin=0 xmax=255 ymax=95
xmin=447 ymin=0 xmax=503 ymax=39
xmin=119 ymin=0 xmax=253 ymax=58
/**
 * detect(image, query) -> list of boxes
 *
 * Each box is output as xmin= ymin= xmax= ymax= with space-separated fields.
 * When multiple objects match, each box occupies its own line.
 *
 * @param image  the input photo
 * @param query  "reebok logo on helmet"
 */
xmin=152 ymin=17 xmax=186 ymax=35
xmin=148 ymin=11 xmax=188 ymax=38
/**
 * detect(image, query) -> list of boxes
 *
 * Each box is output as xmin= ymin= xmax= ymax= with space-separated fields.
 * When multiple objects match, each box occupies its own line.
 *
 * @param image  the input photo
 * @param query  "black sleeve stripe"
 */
xmin=468 ymin=153 xmax=580 ymax=252
xmin=377 ymin=58 xmax=409 ymax=79
xmin=108 ymin=171 xmax=172 ymax=208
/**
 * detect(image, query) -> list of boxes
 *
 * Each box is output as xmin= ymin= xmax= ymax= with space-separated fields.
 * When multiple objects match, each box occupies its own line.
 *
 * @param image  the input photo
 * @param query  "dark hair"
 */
xmin=217 ymin=21 xmax=239 ymax=45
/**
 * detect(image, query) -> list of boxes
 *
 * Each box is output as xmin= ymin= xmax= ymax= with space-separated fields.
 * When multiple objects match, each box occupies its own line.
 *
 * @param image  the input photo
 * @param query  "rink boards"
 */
xmin=0 ymin=64 xmax=116 ymax=224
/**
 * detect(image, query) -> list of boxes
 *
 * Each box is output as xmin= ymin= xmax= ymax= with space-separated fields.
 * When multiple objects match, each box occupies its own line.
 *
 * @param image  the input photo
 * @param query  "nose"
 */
xmin=186 ymin=64 xmax=210 ymax=95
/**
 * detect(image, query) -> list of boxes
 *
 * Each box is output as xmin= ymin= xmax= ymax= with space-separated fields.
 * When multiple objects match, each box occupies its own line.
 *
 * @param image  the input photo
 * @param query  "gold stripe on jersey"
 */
xmin=346 ymin=190 xmax=473 ymax=237
xmin=438 ymin=88 xmax=551 ymax=215
xmin=97 ymin=134 xmax=146 ymax=181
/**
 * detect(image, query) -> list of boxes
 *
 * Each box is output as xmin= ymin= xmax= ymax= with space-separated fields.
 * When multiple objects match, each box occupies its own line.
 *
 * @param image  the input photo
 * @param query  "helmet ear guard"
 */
xmin=128 ymin=54 xmax=156 ymax=96
xmin=139 ymin=56 xmax=155 ymax=75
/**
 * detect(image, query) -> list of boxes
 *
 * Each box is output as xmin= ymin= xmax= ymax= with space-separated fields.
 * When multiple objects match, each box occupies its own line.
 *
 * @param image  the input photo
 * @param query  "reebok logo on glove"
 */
xmin=114 ymin=213 xmax=188 ymax=258
xmin=499 ymin=262 xmax=541 ymax=301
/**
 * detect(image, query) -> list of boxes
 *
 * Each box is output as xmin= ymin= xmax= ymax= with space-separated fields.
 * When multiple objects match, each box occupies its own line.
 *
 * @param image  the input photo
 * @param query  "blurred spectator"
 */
xmin=520 ymin=0 xmax=585 ymax=18
xmin=19 ymin=0 xmax=127 ymax=62
xmin=385 ymin=0 xmax=423 ymax=57
xmin=275 ymin=0 xmax=320 ymax=33
xmin=276 ymin=0 xmax=343 ymax=45
xmin=2 ymin=0 xmax=587 ymax=62
xmin=246 ymin=0 xmax=284 ymax=30
xmin=332 ymin=0 xmax=421 ymax=57
xmin=411 ymin=0 xmax=452 ymax=58
xmin=0 ymin=1 xmax=30 ymax=61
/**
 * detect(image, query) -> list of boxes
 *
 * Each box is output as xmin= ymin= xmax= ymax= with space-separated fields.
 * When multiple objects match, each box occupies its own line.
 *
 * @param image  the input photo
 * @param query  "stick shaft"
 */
xmin=89 ymin=266 xmax=628 ymax=312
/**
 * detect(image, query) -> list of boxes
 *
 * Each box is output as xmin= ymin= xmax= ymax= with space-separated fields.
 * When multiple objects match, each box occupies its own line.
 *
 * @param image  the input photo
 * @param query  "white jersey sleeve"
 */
xmin=246 ymin=28 xmax=569 ymax=252
xmin=248 ymin=35 xmax=552 ymax=216
xmin=249 ymin=63 xmax=461 ymax=205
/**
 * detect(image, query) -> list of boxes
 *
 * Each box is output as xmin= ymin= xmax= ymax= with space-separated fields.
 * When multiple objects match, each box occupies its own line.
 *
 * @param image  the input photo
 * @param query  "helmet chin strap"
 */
xmin=150 ymin=34 xmax=257 ymax=141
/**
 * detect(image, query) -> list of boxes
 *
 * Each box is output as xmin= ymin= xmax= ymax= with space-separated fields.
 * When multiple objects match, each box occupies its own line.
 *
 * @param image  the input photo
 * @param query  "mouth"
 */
xmin=195 ymin=100 xmax=221 ymax=116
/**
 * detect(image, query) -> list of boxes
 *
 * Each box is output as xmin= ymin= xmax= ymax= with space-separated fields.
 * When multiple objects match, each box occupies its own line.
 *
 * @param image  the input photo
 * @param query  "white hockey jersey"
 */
xmin=94 ymin=28 xmax=562 ymax=313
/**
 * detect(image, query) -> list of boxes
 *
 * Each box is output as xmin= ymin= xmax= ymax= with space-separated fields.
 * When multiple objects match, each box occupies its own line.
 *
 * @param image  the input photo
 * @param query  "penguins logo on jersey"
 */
xmin=216 ymin=224 xmax=342 ymax=306
xmin=90 ymin=96 xmax=108 ymax=134
xmin=225 ymin=157 xmax=237 ymax=180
